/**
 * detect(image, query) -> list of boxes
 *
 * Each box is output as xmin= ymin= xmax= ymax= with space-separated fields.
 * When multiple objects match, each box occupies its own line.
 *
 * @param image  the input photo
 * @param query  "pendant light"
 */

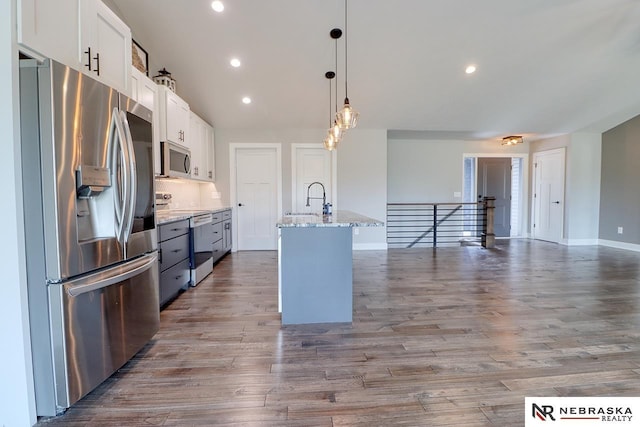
xmin=323 ymin=71 xmax=338 ymax=151
xmin=336 ymin=0 xmax=359 ymax=130
xmin=329 ymin=28 xmax=343 ymax=143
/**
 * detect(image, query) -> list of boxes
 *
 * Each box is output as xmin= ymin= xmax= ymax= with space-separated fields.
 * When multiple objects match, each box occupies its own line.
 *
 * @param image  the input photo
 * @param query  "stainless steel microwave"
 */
xmin=161 ymin=142 xmax=191 ymax=178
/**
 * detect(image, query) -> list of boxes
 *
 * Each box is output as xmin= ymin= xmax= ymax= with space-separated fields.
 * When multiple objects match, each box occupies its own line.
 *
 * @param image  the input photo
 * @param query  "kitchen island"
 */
xmin=277 ymin=210 xmax=384 ymax=325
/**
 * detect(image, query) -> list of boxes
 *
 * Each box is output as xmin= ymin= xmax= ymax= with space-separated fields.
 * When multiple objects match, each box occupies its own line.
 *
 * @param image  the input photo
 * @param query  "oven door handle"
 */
xmin=192 ymin=216 xmax=213 ymax=226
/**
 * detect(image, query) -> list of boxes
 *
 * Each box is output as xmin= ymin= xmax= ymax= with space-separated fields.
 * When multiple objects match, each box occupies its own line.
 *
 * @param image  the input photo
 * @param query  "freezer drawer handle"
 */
xmin=67 ymin=254 xmax=158 ymax=297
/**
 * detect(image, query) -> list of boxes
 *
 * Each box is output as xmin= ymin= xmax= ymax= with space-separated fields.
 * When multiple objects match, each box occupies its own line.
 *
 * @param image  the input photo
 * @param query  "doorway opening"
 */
xmin=463 ymin=154 xmax=528 ymax=237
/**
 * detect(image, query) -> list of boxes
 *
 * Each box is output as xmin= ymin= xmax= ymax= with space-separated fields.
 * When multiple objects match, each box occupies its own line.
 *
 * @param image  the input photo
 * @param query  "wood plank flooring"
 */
xmin=38 ymin=240 xmax=640 ymax=426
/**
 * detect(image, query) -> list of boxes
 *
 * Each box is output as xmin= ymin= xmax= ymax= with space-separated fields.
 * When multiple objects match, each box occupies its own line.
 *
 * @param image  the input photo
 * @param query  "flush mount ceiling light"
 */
xmin=242 ymin=96 xmax=251 ymax=104
xmin=502 ymin=135 xmax=523 ymax=146
xmin=465 ymin=64 xmax=477 ymax=74
xmin=211 ymin=1 xmax=224 ymax=12
xmin=336 ymin=0 xmax=359 ymax=130
xmin=230 ymin=58 xmax=241 ymax=68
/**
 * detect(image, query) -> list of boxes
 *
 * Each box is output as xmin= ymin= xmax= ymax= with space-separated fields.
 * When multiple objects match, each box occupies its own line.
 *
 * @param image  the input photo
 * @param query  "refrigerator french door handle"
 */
xmin=109 ymin=109 xmax=127 ymax=241
xmin=120 ymin=111 xmax=137 ymax=242
xmin=111 ymin=108 xmax=131 ymax=244
xmin=66 ymin=253 xmax=157 ymax=297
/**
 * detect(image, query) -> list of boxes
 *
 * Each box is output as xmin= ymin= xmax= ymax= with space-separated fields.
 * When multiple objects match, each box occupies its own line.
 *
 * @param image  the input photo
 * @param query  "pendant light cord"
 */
xmin=344 ymin=0 xmax=348 ymax=99
xmin=328 ymin=76 xmax=332 ymax=127
xmin=335 ymin=38 xmax=339 ymax=114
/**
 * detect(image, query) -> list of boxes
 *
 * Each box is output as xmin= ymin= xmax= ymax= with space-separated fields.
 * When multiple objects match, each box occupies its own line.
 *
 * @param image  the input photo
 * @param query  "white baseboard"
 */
xmin=353 ymin=243 xmax=388 ymax=251
xmin=560 ymin=238 xmax=599 ymax=246
xmin=598 ymin=239 xmax=640 ymax=253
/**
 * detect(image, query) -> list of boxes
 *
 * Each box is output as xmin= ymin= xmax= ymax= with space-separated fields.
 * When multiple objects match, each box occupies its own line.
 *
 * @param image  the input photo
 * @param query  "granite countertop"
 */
xmin=276 ymin=210 xmax=384 ymax=228
xmin=156 ymin=207 xmax=232 ymax=225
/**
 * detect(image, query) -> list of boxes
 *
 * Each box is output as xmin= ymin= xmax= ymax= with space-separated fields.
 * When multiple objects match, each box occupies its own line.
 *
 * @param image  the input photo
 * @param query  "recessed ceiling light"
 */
xmin=242 ymin=97 xmax=252 ymax=104
xmin=211 ymin=1 xmax=224 ymax=12
xmin=230 ymin=58 xmax=241 ymax=68
xmin=465 ymin=65 xmax=477 ymax=74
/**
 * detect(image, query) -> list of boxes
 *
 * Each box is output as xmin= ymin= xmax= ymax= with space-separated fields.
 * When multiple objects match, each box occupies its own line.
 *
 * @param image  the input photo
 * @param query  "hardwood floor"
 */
xmin=39 ymin=240 xmax=640 ymax=426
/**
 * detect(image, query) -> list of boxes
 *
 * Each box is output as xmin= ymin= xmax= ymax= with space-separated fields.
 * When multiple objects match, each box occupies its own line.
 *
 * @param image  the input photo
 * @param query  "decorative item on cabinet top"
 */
xmin=132 ymin=39 xmax=148 ymax=76
xmin=153 ymin=67 xmax=176 ymax=92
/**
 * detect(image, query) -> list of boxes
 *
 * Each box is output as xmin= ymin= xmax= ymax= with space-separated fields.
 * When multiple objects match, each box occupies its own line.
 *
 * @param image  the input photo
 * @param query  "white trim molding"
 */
xmin=561 ymin=239 xmax=599 ymax=246
xmin=599 ymin=239 xmax=640 ymax=253
xmin=353 ymin=243 xmax=388 ymax=251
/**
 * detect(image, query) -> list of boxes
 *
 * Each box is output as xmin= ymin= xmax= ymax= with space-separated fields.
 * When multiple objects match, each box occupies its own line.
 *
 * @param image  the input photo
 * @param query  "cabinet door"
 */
xmin=205 ymin=122 xmax=215 ymax=182
xmin=131 ymin=67 xmax=156 ymax=111
xmin=223 ymin=219 xmax=232 ymax=251
xmin=130 ymin=67 xmax=140 ymax=102
xmin=132 ymin=67 xmax=160 ymax=174
xmin=18 ymin=0 xmax=81 ymax=67
xmin=189 ymin=113 xmax=203 ymax=179
xmin=80 ymin=0 xmax=131 ymax=94
xmin=164 ymin=89 xmax=190 ymax=146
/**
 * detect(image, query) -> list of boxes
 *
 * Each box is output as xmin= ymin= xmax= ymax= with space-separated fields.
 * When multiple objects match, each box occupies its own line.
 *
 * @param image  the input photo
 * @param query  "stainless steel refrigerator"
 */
xmin=20 ymin=59 xmax=160 ymax=416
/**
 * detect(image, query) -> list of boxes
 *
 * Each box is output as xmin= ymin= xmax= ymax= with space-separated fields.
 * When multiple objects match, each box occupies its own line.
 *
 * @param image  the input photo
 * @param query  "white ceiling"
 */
xmin=111 ymin=0 xmax=640 ymax=139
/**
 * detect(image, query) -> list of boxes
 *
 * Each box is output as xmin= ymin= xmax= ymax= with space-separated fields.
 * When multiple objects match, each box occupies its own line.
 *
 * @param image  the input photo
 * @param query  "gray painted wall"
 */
xmin=599 ymin=115 xmax=640 ymax=243
xmin=387 ymin=138 xmax=530 ymax=203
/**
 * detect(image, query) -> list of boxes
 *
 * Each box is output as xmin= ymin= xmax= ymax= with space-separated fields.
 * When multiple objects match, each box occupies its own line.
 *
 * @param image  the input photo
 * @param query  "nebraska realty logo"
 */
xmin=525 ymin=397 xmax=639 ymax=426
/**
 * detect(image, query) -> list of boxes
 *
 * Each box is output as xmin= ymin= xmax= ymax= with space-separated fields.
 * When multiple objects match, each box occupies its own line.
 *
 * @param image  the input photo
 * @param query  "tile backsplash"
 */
xmin=155 ymin=179 xmax=225 ymax=210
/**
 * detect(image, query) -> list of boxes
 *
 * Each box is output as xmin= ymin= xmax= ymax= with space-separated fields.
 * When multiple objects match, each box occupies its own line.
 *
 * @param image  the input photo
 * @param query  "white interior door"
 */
xmin=533 ymin=148 xmax=565 ymax=243
xmin=292 ymin=144 xmax=335 ymax=214
xmin=234 ymin=146 xmax=280 ymax=250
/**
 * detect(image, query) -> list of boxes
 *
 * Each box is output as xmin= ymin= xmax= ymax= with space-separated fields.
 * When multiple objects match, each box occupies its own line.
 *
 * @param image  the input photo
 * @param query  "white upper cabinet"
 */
xmin=130 ymin=67 xmax=155 ymax=111
xmin=158 ymin=86 xmax=190 ymax=148
xmin=18 ymin=0 xmax=131 ymax=94
xmin=205 ymin=122 xmax=215 ymax=181
xmin=188 ymin=112 xmax=215 ymax=182
xmin=80 ymin=0 xmax=131 ymax=94
xmin=17 ymin=0 xmax=81 ymax=67
xmin=131 ymin=67 xmax=160 ymax=174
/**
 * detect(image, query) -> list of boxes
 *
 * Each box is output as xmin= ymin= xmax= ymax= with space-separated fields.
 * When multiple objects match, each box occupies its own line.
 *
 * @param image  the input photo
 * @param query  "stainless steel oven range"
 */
xmin=190 ymin=212 xmax=214 ymax=285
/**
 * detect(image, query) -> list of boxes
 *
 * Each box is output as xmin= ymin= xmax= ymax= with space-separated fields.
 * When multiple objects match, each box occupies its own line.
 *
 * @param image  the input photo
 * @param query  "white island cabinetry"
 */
xmin=276 ymin=211 xmax=383 ymax=325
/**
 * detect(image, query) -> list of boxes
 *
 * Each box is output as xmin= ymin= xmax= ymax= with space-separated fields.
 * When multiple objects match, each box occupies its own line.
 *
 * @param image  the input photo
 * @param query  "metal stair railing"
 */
xmin=386 ymin=198 xmax=495 ymax=248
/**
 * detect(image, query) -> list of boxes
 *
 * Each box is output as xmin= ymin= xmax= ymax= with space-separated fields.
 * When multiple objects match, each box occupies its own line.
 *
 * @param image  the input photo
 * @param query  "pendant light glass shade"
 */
xmin=324 ymin=132 xmax=338 ymax=151
xmin=331 ymin=120 xmax=343 ymax=140
xmin=336 ymin=97 xmax=359 ymax=130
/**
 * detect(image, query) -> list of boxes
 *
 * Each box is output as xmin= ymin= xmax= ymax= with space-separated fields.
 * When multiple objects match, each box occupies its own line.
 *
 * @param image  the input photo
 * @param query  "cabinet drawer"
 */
xmin=222 ymin=209 xmax=231 ymax=220
xmin=159 ymin=258 xmax=190 ymax=306
xmin=160 ymin=234 xmax=189 ymax=271
xmin=212 ymin=221 xmax=223 ymax=242
xmin=159 ymin=219 xmax=190 ymax=241
xmin=213 ymin=238 xmax=224 ymax=255
xmin=211 ymin=212 xmax=222 ymax=223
